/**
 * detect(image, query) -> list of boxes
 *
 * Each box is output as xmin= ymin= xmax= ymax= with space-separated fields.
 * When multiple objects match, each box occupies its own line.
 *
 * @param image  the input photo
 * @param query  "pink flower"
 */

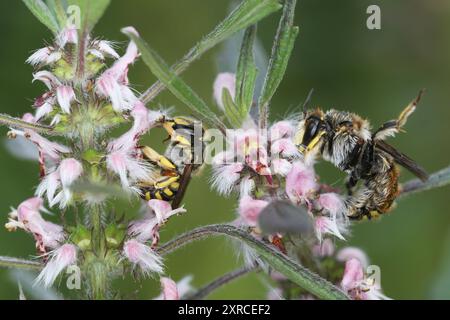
xmin=57 ymin=25 xmax=78 ymax=47
xmin=123 ymin=239 xmax=163 ymax=275
xmin=270 ymin=138 xmax=299 ymax=157
xmin=91 ymin=40 xmax=120 ymax=59
xmin=13 ymin=114 xmax=71 ymax=162
xmin=58 ymin=158 xmax=83 ymax=188
xmin=56 ymin=86 xmax=76 ymax=114
xmin=317 ymin=193 xmax=344 ymax=217
xmin=26 ymin=47 xmax=61 ymax=66
xmin=341 ymin=258 xmax=364 ymax=293
xmin=35 ymin=244 xmax=77 ymax=288
xmin=128 ymin=214 xmax=160 ymax=244
xmin=35 ymin=100 xmax=54 ymax=121
xmin=341 ymin=258 xmax=390 ymax=300
xmin=271 ymin=158 xmax=292 ymax=176
xmin=127 ymin=101 xmax=162 ymax=139
xmin=36 ymin=169 xmax=61 ymax=205
xmin=228 ymin=128 xmax=262 ymax=157
xmin=128 ymin=200 xmax=186 ymax=243
xmin=312 ymin=238 xmax=335 ymax=257
xmin=160 ymin=277 xmax=179 ymax=300
xmin=154 ymin=276 xmax=193 ymax=300
xmin=32 ymin=71 xmax=61 ymax=90
xmin=27 ymin=47 xmax=51 ymax=66
xmin=285 ymin=161 xmax=318 ymax=202
xmin=106 ymin=149 xmax=151 ymax=188
xmin=238 ymin=196 xmax=269 ymax=227
xmin=239 ymin=176 xmax=255 ymax=197
xmin=119 ymin=27 xmax=140 ymax=70
xmin=315 ymin=216 xmax=345 ymax=242
xmin=108 ymin=102 xmax=160 ymax=154
xmin=213 ymin=72 xmax=236 ymax=110
xmin=270 ymin=120 xmax=296 ymax=140
xmin=336 ymin=247 xmax=369 ymax=268
xmin=96 ymin=72 xmax=123 ymax=111
xmin=211 ymin=162 xmax=244 ymax=195
xmin=6 ymin=197 xmax=65 ymax=251
xmin=29 ymin=132 xmax=70 ymax=161
xmin=46 ymin=158 xmax=83 ymax=208
xmin=148 ymin=200 xmax=186 ymax=223
xmin=96 ymin=28 xmax=140 ymax=112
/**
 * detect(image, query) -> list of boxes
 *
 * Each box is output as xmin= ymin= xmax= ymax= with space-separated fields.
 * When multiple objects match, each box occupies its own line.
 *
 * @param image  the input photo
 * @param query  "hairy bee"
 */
xmin=296 ymin=92 xmax=428 ymax=220
xmin=138 ymin=117 xmax=204 ymax=205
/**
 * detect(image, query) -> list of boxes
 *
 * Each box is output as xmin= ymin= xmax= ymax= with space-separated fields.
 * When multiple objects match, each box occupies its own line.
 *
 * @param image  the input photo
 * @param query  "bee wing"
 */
xmin=375 ymin=141 xmax=429 ymax=182
xmin=171 ymin=164 xmax=194 ymax=209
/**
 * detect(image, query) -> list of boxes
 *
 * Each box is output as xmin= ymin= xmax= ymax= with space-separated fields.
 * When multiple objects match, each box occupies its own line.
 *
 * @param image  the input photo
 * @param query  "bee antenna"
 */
xmin=414 ymin=88 xmax=426 ymax=106
xmin=302 ymin=88 xmax=314 ymax=116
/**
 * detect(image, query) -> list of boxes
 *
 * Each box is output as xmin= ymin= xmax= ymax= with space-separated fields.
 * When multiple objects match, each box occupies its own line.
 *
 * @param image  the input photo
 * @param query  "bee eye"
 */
xmin=301 ymin=116 xmax=323 ymax=147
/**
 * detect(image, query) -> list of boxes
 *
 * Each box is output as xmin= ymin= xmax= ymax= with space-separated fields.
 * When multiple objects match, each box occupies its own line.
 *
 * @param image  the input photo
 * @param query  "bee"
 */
xmin=295 ymin=91 xmax=428 ymax=220
xmin=138 ymin=117 xmax=204 ymax=206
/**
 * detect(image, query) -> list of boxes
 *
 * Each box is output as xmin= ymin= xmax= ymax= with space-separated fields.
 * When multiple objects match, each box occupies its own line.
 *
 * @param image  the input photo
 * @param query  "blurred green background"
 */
xmin=1 ymin=0 xmax=450 ymax=299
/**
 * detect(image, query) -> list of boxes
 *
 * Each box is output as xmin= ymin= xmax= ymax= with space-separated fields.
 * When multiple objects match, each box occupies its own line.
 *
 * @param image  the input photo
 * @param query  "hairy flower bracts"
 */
xmin=3 ymin=26 xmax=188 ymax=296
xmin=211 ymin=73 xmax=347 ymax=245
xmin=211 ymin=73 xmax=388 ymax=300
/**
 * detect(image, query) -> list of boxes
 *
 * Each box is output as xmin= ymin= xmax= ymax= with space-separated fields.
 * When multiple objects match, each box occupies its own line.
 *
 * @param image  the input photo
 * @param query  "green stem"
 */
xmin=157 ymin=224 xmax=349 ymax=300
xmin=87 ymin=206 xmax=108 ymax=300
xmin=400 ymin=165 xmax=450 ymax=197
xmin=0 ymin=113 xmax=55 ymax=135
xmin=0 ymin=256 xmax=42 ymax=271
xmin=185 ymin=265 xmax=259 ymax=300
xmin=139 ymin=0 xmax=281 ymax=104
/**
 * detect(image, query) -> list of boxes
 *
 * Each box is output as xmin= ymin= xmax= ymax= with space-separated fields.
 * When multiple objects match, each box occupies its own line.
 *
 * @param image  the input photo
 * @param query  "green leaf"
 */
xmin=222 ymin=88 xmax=241 ymax=128
xmin=158 ymin=224 xmax=349 ymax=300
xmin=22 ymin=0 xmax=60 ymax=34
xmin=235 ymin=25 xmax=258 ymax=122
xmin=259 ymin=0 xmax=299 ymax=127
xmin=122 ymin=28 xmax=223 ymax=129
xmin=67 ymin=0 xmax=110 ymax=33
xmin=140 ymin=0 xmax=282 ymax=104
xmin=46 ymin=0 xmax=68 ymax=29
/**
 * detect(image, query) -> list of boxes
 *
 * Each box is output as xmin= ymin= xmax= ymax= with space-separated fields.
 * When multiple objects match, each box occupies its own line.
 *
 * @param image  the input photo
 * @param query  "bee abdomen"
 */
xmin=346 ymin=158 xmax=400 ymax=220
xmin=141 ymin=176 xmax=181 ymax=202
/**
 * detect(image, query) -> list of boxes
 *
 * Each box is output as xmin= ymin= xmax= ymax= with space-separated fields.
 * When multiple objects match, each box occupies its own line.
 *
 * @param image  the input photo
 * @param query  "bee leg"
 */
xmin=141 ymin=146 xmax=177 ymax=171
xmin=372 ymin=90 xmax=423 ymax=141
xmin=345 ymin=175 xmax=359 ymax=196
xmin=348 ymin=207 xmax=370 ymax=221
xmin=162 ymin=118 xmax=193 ymax=147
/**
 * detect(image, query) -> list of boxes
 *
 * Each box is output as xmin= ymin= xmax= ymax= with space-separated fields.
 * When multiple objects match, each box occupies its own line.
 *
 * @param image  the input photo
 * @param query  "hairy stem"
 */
xmin=400 ymin=165 xmax=450 ymax=197
xmin=185 ymin=265 xmax=259 ymax=300
xmin=87 ymin=206 xmax=108 ymax=300
xmin=0 ymin=113 xmax=55 ymax=135
xmin=157 ymin=224 xmax=349 ymax=300
xmin=0 ymin=256 xmax=42 ymax=271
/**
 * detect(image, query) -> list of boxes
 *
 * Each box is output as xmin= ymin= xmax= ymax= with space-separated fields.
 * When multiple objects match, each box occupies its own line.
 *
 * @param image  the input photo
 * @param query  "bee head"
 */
xmin=297 ymin=111 xmax=328 ymax=155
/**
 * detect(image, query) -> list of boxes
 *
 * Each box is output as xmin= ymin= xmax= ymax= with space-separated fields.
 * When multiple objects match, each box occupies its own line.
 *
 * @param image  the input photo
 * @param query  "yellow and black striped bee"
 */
xmin=296 ymin=91 xmax=428 ymax=220
xmin=138 ymin=117 xmax=204 ymax=206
